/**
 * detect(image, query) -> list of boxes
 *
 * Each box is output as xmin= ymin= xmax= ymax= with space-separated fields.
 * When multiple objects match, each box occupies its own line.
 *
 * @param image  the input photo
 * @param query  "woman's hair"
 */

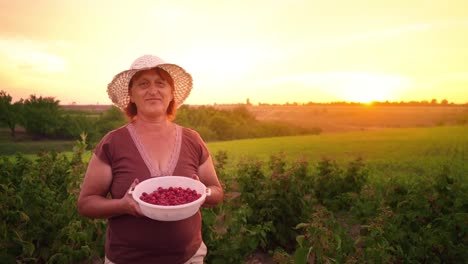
xmin=125 ymin=67 xmax=177 ymax=121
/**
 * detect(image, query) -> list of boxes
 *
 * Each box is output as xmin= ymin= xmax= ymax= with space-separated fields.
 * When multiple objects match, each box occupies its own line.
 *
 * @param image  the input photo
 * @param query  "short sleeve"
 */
xmin=195 ymin=133 xmax=210 ymax=165
xmin=93 ymin=132 xmax=113 ymax=165
xmin=184 ymin=128 xmax=210 ymax=165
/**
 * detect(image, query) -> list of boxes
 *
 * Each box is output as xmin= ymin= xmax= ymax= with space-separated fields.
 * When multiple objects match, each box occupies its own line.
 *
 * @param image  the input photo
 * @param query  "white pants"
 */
xmin=104 ymin=241 xmax=207 ymax=264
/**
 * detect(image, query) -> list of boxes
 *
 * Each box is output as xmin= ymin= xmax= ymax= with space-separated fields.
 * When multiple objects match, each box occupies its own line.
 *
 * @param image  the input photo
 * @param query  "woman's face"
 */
xmin=129 ymin=69 xmax=174 ymax=118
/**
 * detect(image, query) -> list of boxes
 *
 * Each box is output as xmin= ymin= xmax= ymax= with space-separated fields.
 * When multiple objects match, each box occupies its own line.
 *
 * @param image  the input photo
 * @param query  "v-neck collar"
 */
xmin=126 ymin=123 xmax=182 ymax=177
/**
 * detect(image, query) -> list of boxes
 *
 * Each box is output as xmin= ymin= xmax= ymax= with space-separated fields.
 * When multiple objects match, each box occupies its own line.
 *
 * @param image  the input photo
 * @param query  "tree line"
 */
xmin=0 ymin=91 xmax=318 ymax=146
xmin=258 ymin=98 xmax=467 ymax=106
xmin=0 ymin=91 xmax=123 ymax=142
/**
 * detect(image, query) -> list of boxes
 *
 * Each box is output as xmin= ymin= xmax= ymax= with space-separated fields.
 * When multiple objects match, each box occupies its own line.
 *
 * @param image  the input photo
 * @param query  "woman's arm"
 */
xmin=77 ymin=154 xmax=142 ymax=218
xmin=197 ymin=155 xmax=224 ymax=207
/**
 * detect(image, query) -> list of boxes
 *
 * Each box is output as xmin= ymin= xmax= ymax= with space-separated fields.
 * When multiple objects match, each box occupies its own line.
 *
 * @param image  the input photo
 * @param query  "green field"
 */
xmin=3 ymin=126 xmax=467 ymax=182
xmin=0 ymin=127 xmax=76 ymax=156
xmin=207 ymin=125 xmax=468 ymax=182
xmin=0 ymin=140 xmax=76 ymax=156
xmin=2 ymin=124 xmax=467 ymax=191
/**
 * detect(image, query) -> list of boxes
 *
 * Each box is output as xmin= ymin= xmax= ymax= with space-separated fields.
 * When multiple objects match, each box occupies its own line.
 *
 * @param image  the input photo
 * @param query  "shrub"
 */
xmin=0 ymin=136 xmax=105 ymax=263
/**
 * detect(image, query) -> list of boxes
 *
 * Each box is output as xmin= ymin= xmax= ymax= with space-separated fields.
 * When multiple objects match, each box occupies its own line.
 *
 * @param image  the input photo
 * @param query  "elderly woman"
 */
xmin=77 ymin=55 xmax=224 ymax=263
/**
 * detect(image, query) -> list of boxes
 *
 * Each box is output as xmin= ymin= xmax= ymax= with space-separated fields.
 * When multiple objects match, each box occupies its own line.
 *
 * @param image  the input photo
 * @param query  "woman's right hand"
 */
xmin=121 ymin=178 xmax=143 ymax=217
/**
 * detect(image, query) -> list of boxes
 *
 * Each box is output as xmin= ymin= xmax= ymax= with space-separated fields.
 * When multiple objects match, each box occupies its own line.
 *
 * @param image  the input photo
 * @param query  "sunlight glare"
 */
xmin=338 ymin=73 xmax=408 ymax=103
xmin=180 ymin=45 xmax=264 ymax=82
xmin=12 ymin=52 xmax=67 ymax=74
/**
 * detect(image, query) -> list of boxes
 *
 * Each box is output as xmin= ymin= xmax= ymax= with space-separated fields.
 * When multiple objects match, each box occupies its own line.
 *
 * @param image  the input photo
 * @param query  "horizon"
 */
xmin=4 ymin=90 xmax=468 ymax=106
xmin=56 ymin=98 xmax=466 ymax=106
xmin=1 ymin=1 xmax=468 ymax=105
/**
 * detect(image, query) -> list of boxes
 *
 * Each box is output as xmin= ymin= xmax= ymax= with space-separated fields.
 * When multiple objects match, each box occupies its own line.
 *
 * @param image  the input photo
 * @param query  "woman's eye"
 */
xmin=139 ymin=81 xmax=149 ymax=87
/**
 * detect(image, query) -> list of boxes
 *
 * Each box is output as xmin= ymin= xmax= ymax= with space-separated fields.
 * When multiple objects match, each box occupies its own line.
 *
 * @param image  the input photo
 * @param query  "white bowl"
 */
xmin=131 ymin=176 xmax=207 ymax=221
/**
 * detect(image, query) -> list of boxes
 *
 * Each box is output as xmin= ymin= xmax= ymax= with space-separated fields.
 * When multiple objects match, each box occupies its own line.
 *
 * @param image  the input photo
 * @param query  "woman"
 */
xmin=77 ymin=55 xmax=224 ymax=263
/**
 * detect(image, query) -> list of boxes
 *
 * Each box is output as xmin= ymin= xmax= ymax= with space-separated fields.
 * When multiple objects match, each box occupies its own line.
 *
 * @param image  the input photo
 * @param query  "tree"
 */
xmin=0 ymin=90 xmax=21 ymax=138
xmin=209 ymin=115 xmax=233 ymax=140
xmin=20 ymin=95 xmax=61 ymax=138
xmin=93 ymin=106 xmax=126 ymax=136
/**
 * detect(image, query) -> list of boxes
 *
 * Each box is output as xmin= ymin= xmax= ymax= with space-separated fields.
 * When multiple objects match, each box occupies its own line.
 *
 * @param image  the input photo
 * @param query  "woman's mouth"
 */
xmin=145 ymin=98 xmax=161 ymax=102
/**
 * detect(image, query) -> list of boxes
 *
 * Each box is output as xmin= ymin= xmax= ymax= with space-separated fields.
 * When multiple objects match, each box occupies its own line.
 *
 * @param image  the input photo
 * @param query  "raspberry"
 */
xmin=140 ymin=187 xmax=201 ymax=206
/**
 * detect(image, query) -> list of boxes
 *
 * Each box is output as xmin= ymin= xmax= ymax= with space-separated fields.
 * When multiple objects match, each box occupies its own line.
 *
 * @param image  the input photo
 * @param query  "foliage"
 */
xmin=0 ymin=90 xmax=22 ymax=138
xmin=294 ymin=205 xmax=354 ymax=264
xmin=0 ymin=128 xmax=466 ymax=263
xmin=86 ymin=106 xmax=127 ymax=145
xmin=19 ymin=95 xmax=62 ymax=138
xmin=2 ymin=101 xmax=315 ymax=151
xmin=0 ymin=135 xmax=105 ymax=263
xmin=313 ymin=157 xmax=368 ymax=211
xmin=356 ymin=166 xmax=468 ymax=263
xmin=200 ymin=154 xmax=369 ymax=263
xmin=201 ymin=153 xmax=274 ymax=263
xmin=55 ymin=113 xmax=95 ymax=141
xmin=175 ymin=105 xmax=315 ymax=141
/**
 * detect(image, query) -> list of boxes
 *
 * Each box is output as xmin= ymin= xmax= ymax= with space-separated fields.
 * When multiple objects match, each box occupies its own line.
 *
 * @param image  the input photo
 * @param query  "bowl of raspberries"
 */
xmin=131 ymin=176 xmax=209 ymax=221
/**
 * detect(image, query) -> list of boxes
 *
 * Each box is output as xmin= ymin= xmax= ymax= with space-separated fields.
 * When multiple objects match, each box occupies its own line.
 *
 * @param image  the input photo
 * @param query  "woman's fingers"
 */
xmin=127 ymin=178 xmax=140 ymax=194
xmin=191 ymin=174 xmax=200 ymax=181
xmin=124 ymin=178 xmax=143 ymax=216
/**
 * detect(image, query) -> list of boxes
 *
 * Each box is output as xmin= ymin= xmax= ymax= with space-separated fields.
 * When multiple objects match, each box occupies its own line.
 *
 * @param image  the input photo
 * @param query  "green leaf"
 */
xmin=294 ymin=246 xmax=312 ymax=264
xmin=296 ymin=235 xmax=305 ymax=246
xmin=22 ymin=241 xmax=35 ymax=257
xmin=295 ymin=222 xmax=309 ymax=229
xmin=334 ymin=234 xmax=342 ymax=251
xmin=19 ymin=211 xmax=30 ymax=222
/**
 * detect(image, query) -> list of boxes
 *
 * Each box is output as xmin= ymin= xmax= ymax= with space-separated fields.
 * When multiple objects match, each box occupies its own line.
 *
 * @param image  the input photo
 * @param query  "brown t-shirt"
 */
xmin=94 ymin=123 xmax=209 ymax=264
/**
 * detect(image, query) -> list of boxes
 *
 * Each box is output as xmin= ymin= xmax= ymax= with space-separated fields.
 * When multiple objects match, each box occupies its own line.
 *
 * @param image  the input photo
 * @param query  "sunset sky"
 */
xmin=1 ymin=0 xmax=467 ymax=105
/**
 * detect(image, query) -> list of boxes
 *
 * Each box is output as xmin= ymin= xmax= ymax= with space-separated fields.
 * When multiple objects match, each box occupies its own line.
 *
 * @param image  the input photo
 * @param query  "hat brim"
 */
xmin=107 ymin=63 xmax=193 ymax=110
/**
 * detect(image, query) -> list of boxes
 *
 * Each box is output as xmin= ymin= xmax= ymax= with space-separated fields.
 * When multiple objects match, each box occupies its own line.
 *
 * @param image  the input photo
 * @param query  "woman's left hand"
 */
xmin=191 ymin=174 xmax=200 ymax=181
xmin=122 ymin=178 xmax=143 ymax=217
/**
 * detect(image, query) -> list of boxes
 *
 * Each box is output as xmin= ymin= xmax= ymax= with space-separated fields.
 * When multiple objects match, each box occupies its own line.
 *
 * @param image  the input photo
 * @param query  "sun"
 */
xmin=343 ymin=81 xmax=389 ymax=103
xmin=338 ymin=73 xmax=407 ymax=104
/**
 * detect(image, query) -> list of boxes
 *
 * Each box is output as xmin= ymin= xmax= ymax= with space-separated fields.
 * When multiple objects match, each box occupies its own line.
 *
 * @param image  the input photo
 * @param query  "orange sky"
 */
xmin=1 ymin=0 xmax=468 ymax=105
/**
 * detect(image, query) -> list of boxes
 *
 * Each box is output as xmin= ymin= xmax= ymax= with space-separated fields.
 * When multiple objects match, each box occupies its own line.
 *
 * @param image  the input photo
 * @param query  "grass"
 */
xmin=207 ymin=125 xmax=467 ymax=161
xmin=206 ymin=125 xmax=468 ymax=182
xmin=2 ymin=125 xmax=467 ymax=183
xmin=0 ymin=127 xmax=77 ymax=155
xmin=0 ymin=139 xmax=76 ymax=156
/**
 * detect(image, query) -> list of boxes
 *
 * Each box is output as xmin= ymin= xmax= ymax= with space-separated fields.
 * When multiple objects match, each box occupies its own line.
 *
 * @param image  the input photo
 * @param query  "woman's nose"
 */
xmin=148 ymin=83 xmax=159 ymax=93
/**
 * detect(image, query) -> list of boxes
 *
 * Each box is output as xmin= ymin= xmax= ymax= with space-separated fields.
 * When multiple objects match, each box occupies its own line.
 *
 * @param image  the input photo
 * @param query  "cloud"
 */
xmin=254 ymin=71 xmax=409 ymax=88
xmin=415 ymin=72 xmax=468 ymax=94
xmin=308 ymin=23 xmax=432 ymax=50
xmin=432 ymin=72 xmax=468 ymax=81
xmin=309 ymin=19 xmax=468 ymax=51
xmin=0 ymin=37 xmax=68 ymax=74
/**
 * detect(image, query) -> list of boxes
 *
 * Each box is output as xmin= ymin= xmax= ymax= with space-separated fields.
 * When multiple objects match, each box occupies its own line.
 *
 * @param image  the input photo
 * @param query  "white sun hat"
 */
xmin=107 ymin=55 xmax=193 ymax=110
